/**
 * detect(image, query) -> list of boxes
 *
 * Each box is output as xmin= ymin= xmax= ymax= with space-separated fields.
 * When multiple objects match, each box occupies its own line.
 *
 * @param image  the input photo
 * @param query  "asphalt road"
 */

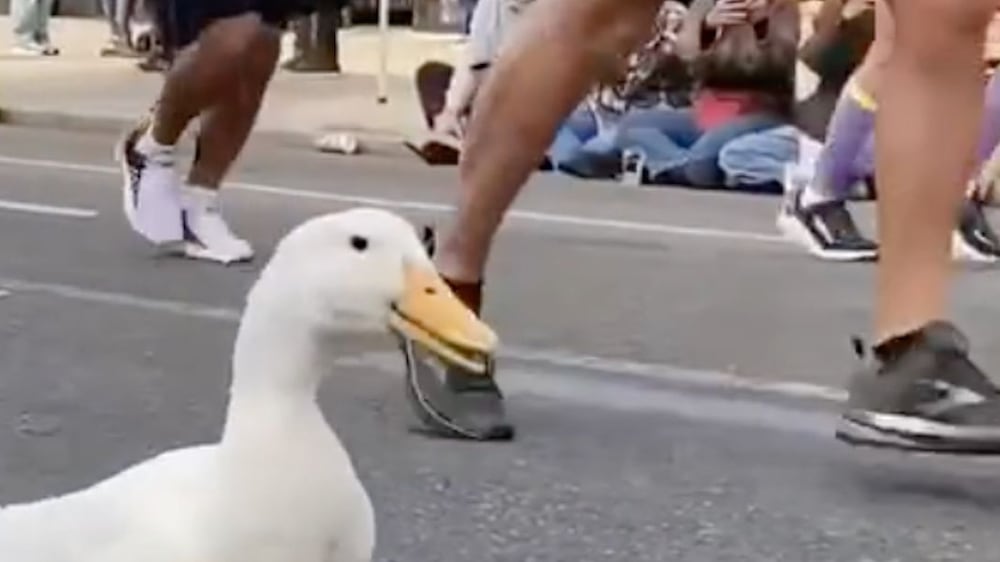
xmin=1 ymin=125 xmax=1000 ymax=561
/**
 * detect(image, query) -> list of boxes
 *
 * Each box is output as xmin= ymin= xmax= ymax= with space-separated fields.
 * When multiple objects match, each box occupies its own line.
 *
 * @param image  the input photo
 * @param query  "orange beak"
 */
xmin=388 ymin=264 xmax=498 ymax=374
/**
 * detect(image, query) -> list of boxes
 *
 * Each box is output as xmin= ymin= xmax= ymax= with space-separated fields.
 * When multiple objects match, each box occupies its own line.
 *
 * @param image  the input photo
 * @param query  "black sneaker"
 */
xmin=398 ymin=226 xmax=515 ymax=441
xmin=952 ymin=199 xmax=1000 ymax=263
xmin=777 ymin=190 xmax=878 ymax=262
xmin=837 ymin=322 xmax=1000 ymax=454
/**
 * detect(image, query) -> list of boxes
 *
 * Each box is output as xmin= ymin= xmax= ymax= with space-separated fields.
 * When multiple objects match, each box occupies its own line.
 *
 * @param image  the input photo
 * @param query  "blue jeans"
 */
xmin=614 ymin=108 xmax=784 ymax=188
xmin=547 ymin=108 xmax=621 ymax=179
xmin=717 ymin=125 xmax=799 ymax=191
xmin=11 ymin=0 xmax=55 ymax=46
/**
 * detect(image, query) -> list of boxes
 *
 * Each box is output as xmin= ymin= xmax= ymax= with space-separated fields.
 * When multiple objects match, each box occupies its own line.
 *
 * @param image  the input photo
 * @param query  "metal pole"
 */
xmin=377 ymin=0 xmax=390 ymax=104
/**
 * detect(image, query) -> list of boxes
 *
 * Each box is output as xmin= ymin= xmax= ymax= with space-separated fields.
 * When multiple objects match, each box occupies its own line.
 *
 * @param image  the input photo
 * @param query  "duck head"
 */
xmin=249 ymin=208 xmax=498 ymax=374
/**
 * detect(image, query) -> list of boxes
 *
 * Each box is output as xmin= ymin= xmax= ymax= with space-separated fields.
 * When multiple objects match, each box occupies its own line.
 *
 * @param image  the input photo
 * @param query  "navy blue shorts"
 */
xmin=163 ymin=0 xmax=313 ymax=49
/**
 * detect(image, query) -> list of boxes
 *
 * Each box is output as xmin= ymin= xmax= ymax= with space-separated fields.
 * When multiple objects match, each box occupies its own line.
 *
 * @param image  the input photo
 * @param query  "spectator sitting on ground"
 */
xmin=547 ymin=1 xmax=692 ymax=179
xmin=608 ymin=0 xmax=798 ymax=190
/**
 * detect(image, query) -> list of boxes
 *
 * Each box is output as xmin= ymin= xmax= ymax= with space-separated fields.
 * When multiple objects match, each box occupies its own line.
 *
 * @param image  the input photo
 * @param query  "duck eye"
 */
xmin=350 ymin=235 xmax=369 ymax=252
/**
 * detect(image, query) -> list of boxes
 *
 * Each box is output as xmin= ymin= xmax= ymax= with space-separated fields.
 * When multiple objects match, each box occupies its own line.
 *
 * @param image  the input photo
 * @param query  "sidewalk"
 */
xmin=0 ymin=17 xmax=463 ymax=153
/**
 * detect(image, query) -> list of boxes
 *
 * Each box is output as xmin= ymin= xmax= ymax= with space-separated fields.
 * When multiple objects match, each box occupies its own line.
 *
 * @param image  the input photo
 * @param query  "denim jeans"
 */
xmin=11 ymin=0 xmax=55 ymax=46
xmin=547 ymin=107 xmax=622 ymax=179
xmin=717 ymin=125 xmax=799 ymax=190
xmin=613 ymin=107 xmax=784 ymax=188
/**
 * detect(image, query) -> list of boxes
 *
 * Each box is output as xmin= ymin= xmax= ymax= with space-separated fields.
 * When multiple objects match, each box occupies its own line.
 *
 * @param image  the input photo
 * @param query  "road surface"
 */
xmin=1 ymin=125 xmax=999 ymax=561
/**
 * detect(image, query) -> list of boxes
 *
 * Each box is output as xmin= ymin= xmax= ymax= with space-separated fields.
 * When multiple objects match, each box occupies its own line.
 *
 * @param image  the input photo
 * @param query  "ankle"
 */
xmin=441 ymin=276 xmax=483 ymax=316
xmin=135 ymin=128 xmax=174 ymax=159
xmin=182 ymin=184 xmax=220 ymax=210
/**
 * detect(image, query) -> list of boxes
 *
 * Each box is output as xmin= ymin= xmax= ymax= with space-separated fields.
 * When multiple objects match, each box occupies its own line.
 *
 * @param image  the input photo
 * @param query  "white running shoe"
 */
xmin=181 ymin=187 xmax=254 ymax=265
xmin=115 ymin=119 xmax=185 ymax=249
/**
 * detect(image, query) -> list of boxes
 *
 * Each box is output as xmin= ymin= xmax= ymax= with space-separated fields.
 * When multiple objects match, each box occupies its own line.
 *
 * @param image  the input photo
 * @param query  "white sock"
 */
xmin=135 ymin=129 xmax=174 ymax=161
xmin=799 ymin=181 xmax=837 ymax=209
xmin=182 ymin=184 xmax=219 ymax=211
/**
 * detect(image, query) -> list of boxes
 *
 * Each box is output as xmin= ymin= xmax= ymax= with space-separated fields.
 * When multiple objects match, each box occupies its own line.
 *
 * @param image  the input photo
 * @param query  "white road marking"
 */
xmin=0 ymin=275 xmax=846 ymax=403
xmin=0 ymin=154 xmax=786 ymax=244
xmin=0 ymin=198 xmax=98 ymax=218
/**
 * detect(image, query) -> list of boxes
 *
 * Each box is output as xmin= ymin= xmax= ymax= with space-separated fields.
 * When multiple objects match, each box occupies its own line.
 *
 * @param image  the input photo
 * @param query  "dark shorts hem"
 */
xmin=162 ymin=0 xmax=302 ymax=49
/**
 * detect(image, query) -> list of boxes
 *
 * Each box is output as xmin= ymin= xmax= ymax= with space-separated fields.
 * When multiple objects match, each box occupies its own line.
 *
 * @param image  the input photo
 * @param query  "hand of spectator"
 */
xmin=745 ymin=0 xmax=769 ymax=23
xmin=433 ymin=109 xmax=465 ymax=139
xmin=705 ymin=0 xmax=751 ymax=29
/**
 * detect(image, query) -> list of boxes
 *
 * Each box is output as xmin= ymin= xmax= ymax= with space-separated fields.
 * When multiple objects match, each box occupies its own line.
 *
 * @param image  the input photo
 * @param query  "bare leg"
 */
xmin=851 ymin=0 xmax=892 ymax=97
xmin=407 ymin=0 xmax=661 ymax=442
xmin=874 ymin=0 xmax=998 ymax=341
xmin=187 ymin=27 xmax=280 ymax=190
xmin=150 ymin=14 xmax=264 ymax=146
xmin=435 ymin=0 xmax=662 ymax=286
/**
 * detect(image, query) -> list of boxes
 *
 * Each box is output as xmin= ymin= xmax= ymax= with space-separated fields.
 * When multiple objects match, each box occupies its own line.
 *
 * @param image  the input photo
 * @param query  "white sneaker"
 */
xmin=10 ymin=42 xmax=59 ymax=56
xmin=115 ymin=120 xmax=185 ymax=248
xmin=181 ymin=187 xmax=254 ymax=265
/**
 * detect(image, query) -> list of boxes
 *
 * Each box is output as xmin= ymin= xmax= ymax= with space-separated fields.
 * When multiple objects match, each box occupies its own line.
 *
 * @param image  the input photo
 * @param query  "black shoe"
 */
xmin=837 ymin=321 xmax=1000 ymax=454
xmin=952 ymin=199 xmax=1000 ymax=263
xmin=400 ymin=335 xmax=515 ymax=441
xmin=777 ymin=191 xmax=878 ymax=262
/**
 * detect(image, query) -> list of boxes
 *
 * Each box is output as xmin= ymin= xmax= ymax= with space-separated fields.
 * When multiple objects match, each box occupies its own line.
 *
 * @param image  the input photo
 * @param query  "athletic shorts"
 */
xmin=164 ymin=0 xmax=317 ymax=49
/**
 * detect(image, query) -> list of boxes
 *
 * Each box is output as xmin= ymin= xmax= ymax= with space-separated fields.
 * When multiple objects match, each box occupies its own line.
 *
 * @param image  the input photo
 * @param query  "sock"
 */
xmin=135 ymin=128 xmax=174 ymax=161
xmin=808 ymin=82 xmax=875 ymax=207
xmin=873 ymin=327 xmax=923 ymax=364
xmin=442 ymin=276 xmax=483 ymax=317
xmin=182 ymin=184 xmax=219 ymax=212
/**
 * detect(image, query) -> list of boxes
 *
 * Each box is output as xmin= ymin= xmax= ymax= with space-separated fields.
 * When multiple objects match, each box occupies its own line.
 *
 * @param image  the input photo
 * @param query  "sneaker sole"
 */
xmin=951 ymin=231 xmax=999 ymax=264
xmin=837 ymin=411 xmax=1000 ymax=455
xmin=776 ymin=211 xmax=878 ymax=262
xmin=180 ymin=242 xmax=255 ymax=265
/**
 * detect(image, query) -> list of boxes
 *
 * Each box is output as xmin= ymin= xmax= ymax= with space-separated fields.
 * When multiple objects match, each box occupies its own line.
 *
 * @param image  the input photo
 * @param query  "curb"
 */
xmin=0 ymin=106 xmax=417 ymax=160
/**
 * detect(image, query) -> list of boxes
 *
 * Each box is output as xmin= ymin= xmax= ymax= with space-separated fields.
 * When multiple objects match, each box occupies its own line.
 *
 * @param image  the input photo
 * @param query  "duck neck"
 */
xmin=222 ymin=294 xmax=331 ymax=447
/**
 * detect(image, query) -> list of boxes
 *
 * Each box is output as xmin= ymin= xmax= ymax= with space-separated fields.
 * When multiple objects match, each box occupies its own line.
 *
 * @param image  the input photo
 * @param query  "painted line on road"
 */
xmin=0 ymin=275 xmax=846 ymax=404
xmin=0 ymin=198 xmax=98 ymax=219
xmin=0 ymin=154 xmax=786 ymax=245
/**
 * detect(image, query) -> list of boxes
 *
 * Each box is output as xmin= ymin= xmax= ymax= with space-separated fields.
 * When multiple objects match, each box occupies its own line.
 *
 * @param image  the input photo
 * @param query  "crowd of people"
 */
xmin=417 ymin=0 xmax=1000 ymax=265
xmin=428 ymin=0 xmax=798 ymax=192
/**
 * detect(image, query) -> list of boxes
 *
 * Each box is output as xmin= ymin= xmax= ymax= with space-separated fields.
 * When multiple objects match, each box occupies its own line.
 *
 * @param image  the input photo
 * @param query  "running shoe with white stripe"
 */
xmin=952 ymin=199 xmax=1000 ymax=263
xmin=838 ymin=322 xmax=1000 ymax=454
xmin=115 ymin=119 xmax=185 ymax=249
xmin=777 ymin=189 xmax=879 ymax=262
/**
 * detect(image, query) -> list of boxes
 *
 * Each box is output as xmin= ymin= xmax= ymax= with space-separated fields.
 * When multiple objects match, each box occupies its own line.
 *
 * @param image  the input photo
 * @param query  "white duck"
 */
xmin=0 ymin=207 xmax=498 ymax=562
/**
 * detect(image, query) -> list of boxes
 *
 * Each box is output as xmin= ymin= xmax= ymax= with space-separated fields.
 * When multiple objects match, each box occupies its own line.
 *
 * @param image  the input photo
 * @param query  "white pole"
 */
xmin=377 ymin=0 xmax=390 ymax=104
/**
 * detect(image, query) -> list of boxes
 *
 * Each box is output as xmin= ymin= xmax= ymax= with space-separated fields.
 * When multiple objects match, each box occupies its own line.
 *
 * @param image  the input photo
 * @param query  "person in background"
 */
xmin=432 ymin=0 xmax=533 ymax=140
xmin=283 ymin=0 xmax=344 ymax=73
xmin=461 ymin=0 xmax=479 ymax=34
xmin=100 ymin=0 xmax=139 ymax=57
xmin=779 ymin=0 xmax=1000 ymax=264
xmin=136 ymin=0 xmax=175 ymax=73
xmin=9 ymin=0 xmax=59 ymax=56
xmin=607 ymin=0 xmax=798 ymax=188
xmin=117 ymin=1 xmax=316 ymax=264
